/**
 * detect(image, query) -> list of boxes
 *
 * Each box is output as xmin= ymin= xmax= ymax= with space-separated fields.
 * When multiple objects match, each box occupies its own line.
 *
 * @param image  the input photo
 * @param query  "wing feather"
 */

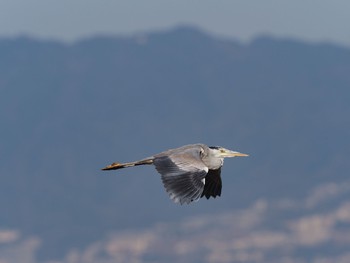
xmin=153 ymin=146 xmax=209 ymax=204
xmin=201 ymin=168 xmax=222 ymax=199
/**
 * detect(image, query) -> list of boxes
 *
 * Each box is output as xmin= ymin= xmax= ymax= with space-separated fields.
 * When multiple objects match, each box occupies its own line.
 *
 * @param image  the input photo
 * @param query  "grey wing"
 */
xmin=153 ymin=147 xmax=209 ymax=204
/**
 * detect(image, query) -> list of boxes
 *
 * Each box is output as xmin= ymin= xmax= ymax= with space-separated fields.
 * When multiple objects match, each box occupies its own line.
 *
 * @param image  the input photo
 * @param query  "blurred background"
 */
xmin=1 ymin=1 xmax=350 ymax=262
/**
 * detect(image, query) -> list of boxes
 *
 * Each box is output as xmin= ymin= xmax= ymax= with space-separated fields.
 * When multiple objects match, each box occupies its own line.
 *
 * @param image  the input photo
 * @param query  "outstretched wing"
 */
xmin=201 ymin=168 xmax=222 ymax=199
xmin=153 ymin=146 xmax=209 ymax=204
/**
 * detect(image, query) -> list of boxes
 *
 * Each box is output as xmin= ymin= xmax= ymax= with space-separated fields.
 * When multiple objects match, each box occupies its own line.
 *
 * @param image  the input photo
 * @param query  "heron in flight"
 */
xmin=102 ymin=144 xmax=248 ymax=204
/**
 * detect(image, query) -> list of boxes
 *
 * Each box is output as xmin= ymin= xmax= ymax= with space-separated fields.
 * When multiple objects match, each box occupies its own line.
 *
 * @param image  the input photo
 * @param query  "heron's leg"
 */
xmin=101 ymin=158 xmax=153 ymax=170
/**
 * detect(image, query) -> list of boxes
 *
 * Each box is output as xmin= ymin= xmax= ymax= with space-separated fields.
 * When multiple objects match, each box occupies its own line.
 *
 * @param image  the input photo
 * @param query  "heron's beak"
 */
xmin=225 ymin=151 xmax=249 ymax=157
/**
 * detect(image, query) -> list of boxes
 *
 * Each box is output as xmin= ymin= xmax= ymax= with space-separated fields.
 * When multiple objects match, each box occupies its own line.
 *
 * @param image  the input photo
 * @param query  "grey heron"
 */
xmin=102 ymin=143 xmax=248 ymax=204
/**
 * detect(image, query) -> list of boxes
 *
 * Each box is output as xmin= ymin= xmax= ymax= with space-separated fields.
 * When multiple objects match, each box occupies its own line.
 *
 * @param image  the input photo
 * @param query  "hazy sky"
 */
xmin=0 ymin=0 xmax=349 ymax=46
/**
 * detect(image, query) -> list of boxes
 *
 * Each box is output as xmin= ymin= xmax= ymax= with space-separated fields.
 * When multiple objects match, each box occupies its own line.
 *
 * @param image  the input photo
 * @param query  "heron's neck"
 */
xmin=206 ymin=156 xmax=224 ymax=170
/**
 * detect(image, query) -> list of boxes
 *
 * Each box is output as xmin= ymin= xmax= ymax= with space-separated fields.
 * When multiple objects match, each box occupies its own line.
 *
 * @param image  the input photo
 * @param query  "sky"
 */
xmin=0 ymin=0 xmax=349 ymax=46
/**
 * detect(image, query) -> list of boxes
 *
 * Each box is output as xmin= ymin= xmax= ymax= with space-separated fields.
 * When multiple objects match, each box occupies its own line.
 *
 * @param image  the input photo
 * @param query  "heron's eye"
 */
xmin=220 ymin=149 xmax=225 ymax=153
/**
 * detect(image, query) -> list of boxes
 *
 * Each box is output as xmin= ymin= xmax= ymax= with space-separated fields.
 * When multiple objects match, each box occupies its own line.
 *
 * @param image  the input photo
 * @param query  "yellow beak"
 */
xmin=234 ymin=152 xmax=249 ymax=157
xmin=226 ymin=151 xmax=249 ymax=157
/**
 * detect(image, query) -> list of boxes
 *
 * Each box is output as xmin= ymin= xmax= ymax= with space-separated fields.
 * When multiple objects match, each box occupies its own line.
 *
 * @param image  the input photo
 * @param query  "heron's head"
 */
xmin=209 ymin=146 xmax=249 ymax=158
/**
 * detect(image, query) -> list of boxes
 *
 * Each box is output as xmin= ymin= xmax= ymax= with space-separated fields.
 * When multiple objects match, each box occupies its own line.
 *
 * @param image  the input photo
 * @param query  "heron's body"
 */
xmin=102 ymin=143 xmax=248 ymax=204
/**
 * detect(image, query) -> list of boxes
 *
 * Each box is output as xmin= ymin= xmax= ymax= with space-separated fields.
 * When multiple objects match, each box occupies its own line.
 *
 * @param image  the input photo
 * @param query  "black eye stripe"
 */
xmin=209 ymin=146 xmax=220 ymax=150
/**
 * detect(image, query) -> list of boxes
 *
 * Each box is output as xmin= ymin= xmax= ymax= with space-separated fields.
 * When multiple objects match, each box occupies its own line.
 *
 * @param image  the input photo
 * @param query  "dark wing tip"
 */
xmin=201 ymin=168 xmax=222 ymax=200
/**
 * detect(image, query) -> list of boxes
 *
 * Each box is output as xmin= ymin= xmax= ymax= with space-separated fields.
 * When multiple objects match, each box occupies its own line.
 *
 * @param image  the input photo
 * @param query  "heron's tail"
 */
xmin=101 ymin=158 xmax=153 ymax=171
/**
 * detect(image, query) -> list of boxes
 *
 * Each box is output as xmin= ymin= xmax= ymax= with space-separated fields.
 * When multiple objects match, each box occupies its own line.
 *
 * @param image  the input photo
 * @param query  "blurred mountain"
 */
xmin=0 ymin=26 xmax=349 ymax=261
